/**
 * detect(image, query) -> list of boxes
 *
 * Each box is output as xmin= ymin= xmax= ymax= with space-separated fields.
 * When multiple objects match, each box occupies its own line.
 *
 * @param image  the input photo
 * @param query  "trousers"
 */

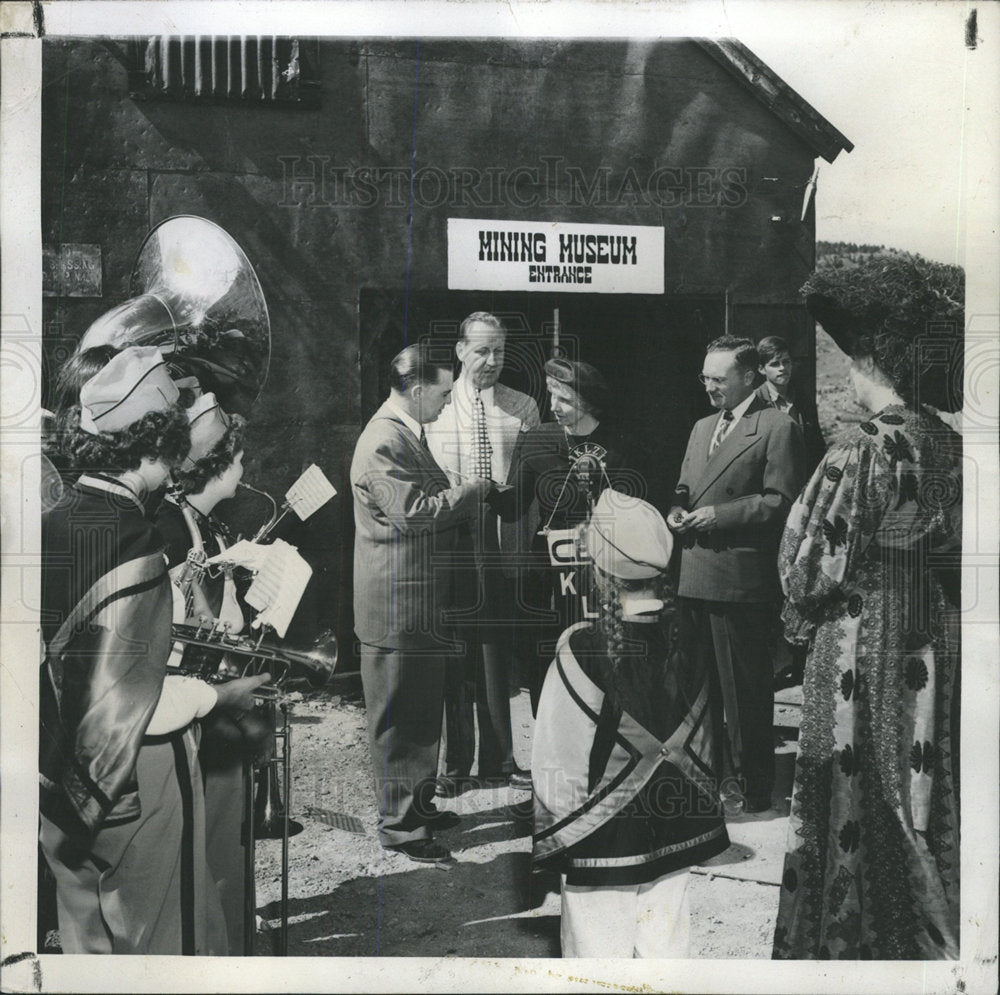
xmin=560 ymin=869 xmax=691 ymax=958
xmin=360 ymin=644 xmax=446 ymax=846
xmin=39 ymin=728 xmax=226 ymax=955
xmin=679 ymin=598 xmax=777 ymax=805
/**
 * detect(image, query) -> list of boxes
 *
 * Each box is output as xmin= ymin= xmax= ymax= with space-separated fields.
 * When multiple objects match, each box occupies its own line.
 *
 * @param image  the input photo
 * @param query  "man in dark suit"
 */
xmin=668 ymin=336 xmax=805 ymax=813
xmin=351 ymin=343 xmax=492 ymax=863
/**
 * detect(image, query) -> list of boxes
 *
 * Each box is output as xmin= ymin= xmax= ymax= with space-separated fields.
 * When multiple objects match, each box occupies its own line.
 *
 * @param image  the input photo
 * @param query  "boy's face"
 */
xmin=760 ymin=351 xmax=794 ymax=389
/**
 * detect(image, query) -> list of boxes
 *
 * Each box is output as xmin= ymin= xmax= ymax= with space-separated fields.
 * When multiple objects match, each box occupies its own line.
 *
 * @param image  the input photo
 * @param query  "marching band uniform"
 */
xmin=38 ymin=349 xmax=226 ymax=954
xmin=532 ymin=492 xmax=728 ymax=957
xmin=154 ymin=392 xmax=253 ymax=954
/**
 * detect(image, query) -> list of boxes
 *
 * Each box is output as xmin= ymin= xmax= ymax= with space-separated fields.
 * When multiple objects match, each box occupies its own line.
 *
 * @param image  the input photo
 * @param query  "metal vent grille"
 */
xmin=132 ymin=36 xmax=319 ymax=106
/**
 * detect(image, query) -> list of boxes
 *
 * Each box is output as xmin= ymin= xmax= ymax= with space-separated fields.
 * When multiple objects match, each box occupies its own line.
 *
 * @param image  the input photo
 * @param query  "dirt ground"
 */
xmin=253 ymin=686 xmax=798 ymax=960
xmin=252 ymin=327 xmax=854 ymax=959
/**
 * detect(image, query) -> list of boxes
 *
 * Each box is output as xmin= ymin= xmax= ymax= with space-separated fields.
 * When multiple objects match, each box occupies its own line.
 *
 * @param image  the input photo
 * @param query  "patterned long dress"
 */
xmin=772 ymin=405 xmax=961 ymax=960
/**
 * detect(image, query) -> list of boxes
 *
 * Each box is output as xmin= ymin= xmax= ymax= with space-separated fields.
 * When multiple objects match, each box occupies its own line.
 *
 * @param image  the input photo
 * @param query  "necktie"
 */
xmin=419 ymin=425 xmax=428 ymax=450
xmin=471 ymin=389 xmax=493 ymax=478
xmin=710 ymin=409 xmax=734 ymax=454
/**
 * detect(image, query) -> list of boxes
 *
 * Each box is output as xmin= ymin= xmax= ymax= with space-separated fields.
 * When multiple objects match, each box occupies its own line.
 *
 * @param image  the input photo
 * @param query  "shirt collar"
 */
xmin=765 ymin=382 xmax=792 ymax=408
xmin=458 ymin=372 xmax=495 ymax=409
xmin=386 ymin=395 xmax=423 ymax=441
xmin=722 ymin=391 xmax=757 ymax=425
xmin=76 ymin=473 xmax=146 ymax=512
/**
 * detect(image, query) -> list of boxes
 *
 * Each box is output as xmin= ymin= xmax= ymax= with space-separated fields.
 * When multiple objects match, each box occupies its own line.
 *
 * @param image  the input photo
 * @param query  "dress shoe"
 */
xmin=481 ymin=768 xmax=532 ymax=791
xmin=721 ymin=790 xmax=772 ymax=816
xmin=423 ymin=807 xmax=461 ymax=830
xmin=434 ymin=775 xmax=470 ymax=799
xmin=388 ymin=839 xmax=453 ymax=864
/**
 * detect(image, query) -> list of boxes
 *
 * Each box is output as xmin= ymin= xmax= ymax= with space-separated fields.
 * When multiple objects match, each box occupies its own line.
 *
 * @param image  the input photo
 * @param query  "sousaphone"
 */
xmin=78 ymin=215 xmax=271 ymax=418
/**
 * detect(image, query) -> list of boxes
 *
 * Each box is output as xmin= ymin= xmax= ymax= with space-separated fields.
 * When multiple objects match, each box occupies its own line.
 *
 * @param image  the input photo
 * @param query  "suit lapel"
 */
xmin=375 ymin=403 xmax=450 ymax=487
xmin=689 ymin=400 xmax=766 ymax=505
xmin=491 ymin=385 xmax=524 ymax=482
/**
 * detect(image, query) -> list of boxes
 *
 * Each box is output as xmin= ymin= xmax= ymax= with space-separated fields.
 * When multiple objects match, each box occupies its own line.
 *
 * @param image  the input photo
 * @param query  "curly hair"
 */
xmin=593 ymin=571 xmax=677 ymax=729
xmin=171 ymin=421 xmax=246 ymax=495
xmin=66 ymin=406 xmax=191 ymax=473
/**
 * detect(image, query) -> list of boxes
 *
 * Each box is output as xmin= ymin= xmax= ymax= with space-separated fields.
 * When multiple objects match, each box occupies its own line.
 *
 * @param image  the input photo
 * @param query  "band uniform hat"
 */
xmin=166 ymin=359 xmax=204 ymax=402
xmin=544 ymin=357 xmax=610 ymax=417
xmin=180 ymin=391 xmax=232 ymax=467
xmin=78 ymin=345 xmax=180 ymax=435
xmin=586 ymin=489 xmax=673 ymax=580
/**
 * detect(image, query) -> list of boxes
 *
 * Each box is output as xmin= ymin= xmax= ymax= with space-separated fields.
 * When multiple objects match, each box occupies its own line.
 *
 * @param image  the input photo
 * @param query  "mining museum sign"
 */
xmin=448 ymin=218 xmax=665 ymax=294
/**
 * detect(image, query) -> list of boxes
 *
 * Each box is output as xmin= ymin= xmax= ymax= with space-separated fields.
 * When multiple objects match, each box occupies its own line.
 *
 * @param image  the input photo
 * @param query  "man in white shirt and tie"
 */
xmin=668 ymin=336 xmax=805 ymax=814
xmin=427 ymin=312 xmax=540 ymax=793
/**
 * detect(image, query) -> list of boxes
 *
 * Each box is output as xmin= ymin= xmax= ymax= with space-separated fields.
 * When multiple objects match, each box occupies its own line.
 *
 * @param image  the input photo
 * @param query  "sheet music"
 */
xmin=285 ymin=463 xmax=337 ymax=521
xmin=244 ymin=539 xmax=313 ymax=638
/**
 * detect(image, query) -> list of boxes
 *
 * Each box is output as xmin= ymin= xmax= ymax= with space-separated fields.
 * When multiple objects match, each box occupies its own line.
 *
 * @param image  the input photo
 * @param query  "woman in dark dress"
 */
xmin=497 ymin=358 xmax=648 ymax=710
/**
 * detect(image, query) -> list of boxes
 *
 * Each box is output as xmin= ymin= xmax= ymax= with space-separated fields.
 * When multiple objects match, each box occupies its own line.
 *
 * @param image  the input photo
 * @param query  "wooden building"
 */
xmin=40 ymin=36 xmax=852 ymax=654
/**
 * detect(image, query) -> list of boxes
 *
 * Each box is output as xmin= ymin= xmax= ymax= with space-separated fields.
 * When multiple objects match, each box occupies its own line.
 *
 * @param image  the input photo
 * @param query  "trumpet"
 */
xmin=169 ymin=620 xmax=338 ymax=700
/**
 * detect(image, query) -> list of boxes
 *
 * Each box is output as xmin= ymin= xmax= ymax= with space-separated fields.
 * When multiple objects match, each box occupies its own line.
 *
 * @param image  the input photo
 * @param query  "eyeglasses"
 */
xmin=698 ymin=374 xmax=727 ymax=387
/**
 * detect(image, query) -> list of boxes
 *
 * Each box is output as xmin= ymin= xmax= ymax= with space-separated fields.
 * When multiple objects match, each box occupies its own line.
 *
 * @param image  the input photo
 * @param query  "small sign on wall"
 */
xmin=448 ymin=218 xmax=664 ymax=294
xmin=42 ymin=244 xmax=102 ymax=297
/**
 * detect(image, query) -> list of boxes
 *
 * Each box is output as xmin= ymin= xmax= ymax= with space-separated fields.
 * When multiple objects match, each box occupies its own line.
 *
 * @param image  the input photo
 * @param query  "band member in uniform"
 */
xmin=154 ymin=391 xmax=268 ymax=954
xmin=532 ymin=491 xmax=729 ymax=957
xmin=351 ymin=343 xmax=492 ymax=864
xmin=39 ymin=346 xmax=263 ymax=954
xmin=497 ymin=357 xmax=646 ymax=712
xmin=426 ymin=312 xmax=540 ymax=794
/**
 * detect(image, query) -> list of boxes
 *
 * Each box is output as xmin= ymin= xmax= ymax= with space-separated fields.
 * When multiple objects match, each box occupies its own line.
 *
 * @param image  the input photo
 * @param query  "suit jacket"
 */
xmin=351 ymin=400 xmax=483 ymax=650
xmin=673 ymin=396 xmax=805 ymax=603
xmin=426 ymin=376 xmax=540 ymax=490
xmin=427 ymin=377 xmax=540 ymax=607
xmin=753 ymin=382 xmax=827 ymax=474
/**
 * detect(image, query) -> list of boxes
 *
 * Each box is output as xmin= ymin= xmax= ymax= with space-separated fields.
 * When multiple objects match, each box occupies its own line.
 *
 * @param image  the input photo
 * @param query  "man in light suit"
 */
xmin=668 ymin=336 xmax=805 ymax=813
xmin=351 ymin=343 xmax=492 ymax=863
xmin=426 ymin=312 xmax=540 ymax=793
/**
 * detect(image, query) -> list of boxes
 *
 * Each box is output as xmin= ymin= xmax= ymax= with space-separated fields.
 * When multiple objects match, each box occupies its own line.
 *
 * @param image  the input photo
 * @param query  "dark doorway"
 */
xmin=359 ymin=289 xmax=726 ymax=508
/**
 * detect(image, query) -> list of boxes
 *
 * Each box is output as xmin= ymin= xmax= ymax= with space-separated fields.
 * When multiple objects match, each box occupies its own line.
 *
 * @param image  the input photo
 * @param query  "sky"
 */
xmin=726 ymin=0 xmax=986 ymax=267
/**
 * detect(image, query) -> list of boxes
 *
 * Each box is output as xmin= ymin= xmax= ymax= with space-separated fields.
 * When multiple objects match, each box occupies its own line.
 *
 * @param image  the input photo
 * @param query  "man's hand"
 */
xmin=213 ymin=672 xmax=272 ymax=714
xmin=683 ymin=506 xmax=718 ymax=532
xmin=667 ymin=506 xmax=689 ymax=533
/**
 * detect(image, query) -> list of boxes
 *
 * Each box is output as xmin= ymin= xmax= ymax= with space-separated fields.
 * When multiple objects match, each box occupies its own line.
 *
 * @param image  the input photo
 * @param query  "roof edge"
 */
xmin=693 ymin=38 xmax=854 ymax=164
